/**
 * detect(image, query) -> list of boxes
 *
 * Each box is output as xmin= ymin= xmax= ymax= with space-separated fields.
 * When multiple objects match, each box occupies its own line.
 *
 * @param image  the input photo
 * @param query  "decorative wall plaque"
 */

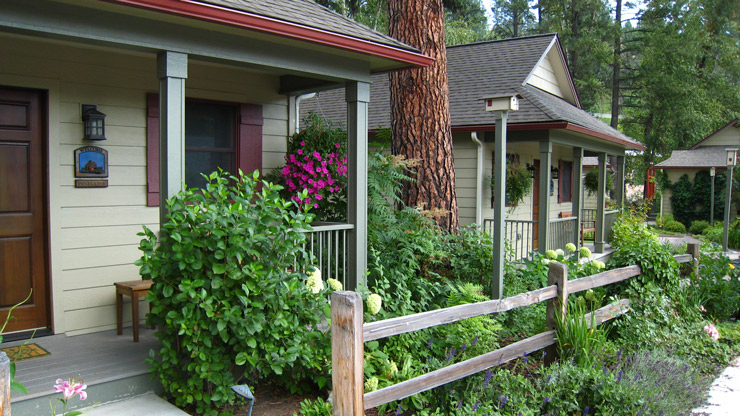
xmin=75 ymin=180 xmax=108 ymax=188
xmin=74 ymin=146 xmax=108 ymax=178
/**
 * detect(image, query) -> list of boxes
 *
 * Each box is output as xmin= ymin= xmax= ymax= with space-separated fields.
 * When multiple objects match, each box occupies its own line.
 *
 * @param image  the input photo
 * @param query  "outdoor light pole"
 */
xmin=723 ymin=149 xmax=737 ymax=252
xmin=710 ymin=167 xmax=715 ymax=225
xmin=484 ymin=94 xmax=520 ymax=299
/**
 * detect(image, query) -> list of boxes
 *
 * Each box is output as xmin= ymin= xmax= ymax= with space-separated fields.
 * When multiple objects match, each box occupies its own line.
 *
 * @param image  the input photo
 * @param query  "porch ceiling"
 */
xmin=0 ymin=0 xmax=427 ymax=85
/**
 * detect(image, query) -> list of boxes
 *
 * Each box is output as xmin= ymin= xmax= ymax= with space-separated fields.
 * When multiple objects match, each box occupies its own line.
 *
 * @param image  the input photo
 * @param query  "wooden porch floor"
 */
xmin=5 ymin=327 xmax=158 ymax=404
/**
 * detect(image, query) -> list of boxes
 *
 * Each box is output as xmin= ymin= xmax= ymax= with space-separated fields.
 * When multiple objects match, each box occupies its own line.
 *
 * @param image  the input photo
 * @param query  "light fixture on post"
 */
xmin=483 ymin=93 xmax=521 ymax=300
xmin=710 ymin=167 xmax=716 ymax=225
xmin=82 ymin=105 xmax=106 ymax=141
xmin=551 ymin=166 xmax=559 ymax=180
xmin=723 ymin=149 xmax=738 ymax=252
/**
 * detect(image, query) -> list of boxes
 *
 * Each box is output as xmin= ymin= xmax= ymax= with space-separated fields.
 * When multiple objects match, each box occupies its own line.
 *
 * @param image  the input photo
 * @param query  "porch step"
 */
xmin=5 ymin=327 xmax=163 ymax=416
xmin=13 ymin=372 xmax=163 ymax=416
xmin=67 ymin=392 xmax=187 ymax=416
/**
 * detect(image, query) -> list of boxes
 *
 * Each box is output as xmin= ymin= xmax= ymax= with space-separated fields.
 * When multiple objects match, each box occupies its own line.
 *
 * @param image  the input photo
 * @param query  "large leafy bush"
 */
xmin=137 ymin=171 xmax=330 ymax=415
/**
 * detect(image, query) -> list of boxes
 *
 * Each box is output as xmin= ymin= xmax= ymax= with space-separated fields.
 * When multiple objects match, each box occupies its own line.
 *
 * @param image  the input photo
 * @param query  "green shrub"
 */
xmin=690 ymin=220 xmax=711 ymax=235
xmin=655 ymin=213 xmax=674 ymax=228
xmin=294 ymin=397 xmax=332 ymax=416
xmin=609 ymin=238 xmax=679 ymax=289
xmin=555 ymin=299 xmax=612 ymax=368
xmin=696 ymin=249 xmax=740 ymax=321
xmin=610 ymin=204 xmax=658 ymax=249
xmin=664 ymin=219 xmax=687 ymax=233
xmin=138 ymin=171 xmax=330 ymax=415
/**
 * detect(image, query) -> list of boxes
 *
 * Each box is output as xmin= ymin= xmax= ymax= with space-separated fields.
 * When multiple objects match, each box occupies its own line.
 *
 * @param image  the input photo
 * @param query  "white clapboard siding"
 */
xmin=59 ymin=264 xmax=144 ymax=292
xmin=528 ymin=54 xmax=564 ymax=98
xmin=61 ymin=245 xmax=143 ymax=271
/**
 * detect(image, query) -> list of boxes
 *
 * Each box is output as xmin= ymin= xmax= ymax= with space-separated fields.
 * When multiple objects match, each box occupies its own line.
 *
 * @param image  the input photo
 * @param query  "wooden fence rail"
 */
xmin=331 ymin=243 xmax=699 ymax=415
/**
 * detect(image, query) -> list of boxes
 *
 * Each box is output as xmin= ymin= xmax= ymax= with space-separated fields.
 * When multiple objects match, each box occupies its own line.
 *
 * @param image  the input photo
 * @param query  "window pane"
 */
xmin=186 ymin=101 xmax=235 ymax=149
xmin=186 ymin=151 xmax=233 ymax=189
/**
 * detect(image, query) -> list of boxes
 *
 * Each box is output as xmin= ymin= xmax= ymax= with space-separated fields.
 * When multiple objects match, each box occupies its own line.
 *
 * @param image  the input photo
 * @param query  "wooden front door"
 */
xmin=0 ymin=88 xmax=49 ymax=333
xmin=532 ymin=160 xmax=540 ymax=250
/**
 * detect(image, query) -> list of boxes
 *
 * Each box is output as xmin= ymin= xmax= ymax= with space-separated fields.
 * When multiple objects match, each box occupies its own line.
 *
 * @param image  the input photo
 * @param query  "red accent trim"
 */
xmin=451 ymin=122 xmax=646 ymax=150
xmin=100 ymin=0 xmax=433 ymax=68
xmin=655 ymin=166 xmax=729 ymax=170
xmin=689 ymin=118 xmax=740 ymax=149
xmin=238 ymin=103 xmax=263 ymax=176
xmin=146 ymin=93 xmax=160 ymax=207
xmin=145 ymin=95 xmax=263 ymax=207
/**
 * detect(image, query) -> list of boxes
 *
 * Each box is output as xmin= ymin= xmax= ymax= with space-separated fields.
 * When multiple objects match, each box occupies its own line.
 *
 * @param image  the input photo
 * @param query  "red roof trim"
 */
xmin=688 ymin=118 xmax=740 ymax=149
xmin=100 ymin=0 xmax=433 ymax=68
xmin=655 ymin=166 xmax=729 ymax=170
xmin=451 ymin=122 xmax=646 ymax=150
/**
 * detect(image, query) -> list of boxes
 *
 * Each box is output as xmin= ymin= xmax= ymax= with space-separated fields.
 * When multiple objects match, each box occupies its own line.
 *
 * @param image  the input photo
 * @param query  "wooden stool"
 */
xmin=114 ymin=280 xmax=153 ymax=342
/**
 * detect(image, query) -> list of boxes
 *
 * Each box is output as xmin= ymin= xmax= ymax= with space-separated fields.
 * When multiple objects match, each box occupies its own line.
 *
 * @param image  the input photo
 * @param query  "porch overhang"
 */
xmin=451 ymin=122 xmax=647 ymax=151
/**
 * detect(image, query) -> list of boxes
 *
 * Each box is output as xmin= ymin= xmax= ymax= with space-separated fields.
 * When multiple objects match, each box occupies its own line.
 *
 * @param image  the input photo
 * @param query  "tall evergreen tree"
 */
xmin=490 ymin=0 xmax=536 ymax=38
xmin=388 ymin=0 xmax=459 ymax=231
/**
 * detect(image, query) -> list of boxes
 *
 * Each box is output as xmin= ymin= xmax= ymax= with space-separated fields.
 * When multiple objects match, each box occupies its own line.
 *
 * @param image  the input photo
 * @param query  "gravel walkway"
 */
xmin=693 ymin=357 xmax=740 ymax=415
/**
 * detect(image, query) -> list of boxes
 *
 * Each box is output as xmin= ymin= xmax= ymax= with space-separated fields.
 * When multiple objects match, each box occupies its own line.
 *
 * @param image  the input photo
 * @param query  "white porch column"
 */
xmin=157 ymin=51 xmax=187 ymax=226
xmin=595 ymin=152 xmax=607 ymax=253
xmin=615 ymin=155 xmax=626 ymax=208
xmin=538 ymin=140 xmax=552 ymax=254
xmin=492 ymin=113 xmax=507 ymax=299
xmin=572 ymin=147 xmax=584 ymax=246
xmin=345 ymin=81 xmax=369 ymax=290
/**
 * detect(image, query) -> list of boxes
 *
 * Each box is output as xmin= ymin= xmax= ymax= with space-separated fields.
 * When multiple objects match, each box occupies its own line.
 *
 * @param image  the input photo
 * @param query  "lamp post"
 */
xmin=723 ymin=149 xmax=737 ymax=252
xmin=484 ymin=94 xmax=520 ymax=299
xmin=710 ymin=167 xmax=715 ymax=225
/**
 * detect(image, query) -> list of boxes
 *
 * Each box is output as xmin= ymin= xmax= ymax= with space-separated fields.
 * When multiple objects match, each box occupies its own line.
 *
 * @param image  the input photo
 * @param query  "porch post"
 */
xmin=492 ymin=112 xmax=507 ymax=299
xmin=538 ymin=140 xmax=552 ymax=254
xmin=572 ymin=147 xmax=583 ymax=246
xmin=157 ymin=51 xmax=187 ymax=227
xmin=595 ymin=152 xmax=607 ymax=253
xmin=345 ymin=81 xmax=369 ymax=290
xmin=615 ymin=155 xmax=626 ymax=209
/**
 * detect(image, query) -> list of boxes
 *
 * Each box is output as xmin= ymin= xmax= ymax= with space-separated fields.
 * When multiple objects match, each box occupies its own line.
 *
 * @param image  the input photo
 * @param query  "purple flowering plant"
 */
xmin=283 ymin=114 xmax=348 ymax=221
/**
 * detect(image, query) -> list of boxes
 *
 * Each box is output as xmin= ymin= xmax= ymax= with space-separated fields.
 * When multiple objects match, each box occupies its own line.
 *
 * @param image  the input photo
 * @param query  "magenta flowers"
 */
xmin=284 ymin=115 xmax=348 ymax=221
xmin=54 ymin=377 xmax=88 ymax=401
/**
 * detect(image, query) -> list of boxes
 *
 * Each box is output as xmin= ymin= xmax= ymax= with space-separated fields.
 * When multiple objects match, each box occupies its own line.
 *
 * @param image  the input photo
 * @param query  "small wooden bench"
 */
xmin=114 ymin=280 xmax=153 ymax=342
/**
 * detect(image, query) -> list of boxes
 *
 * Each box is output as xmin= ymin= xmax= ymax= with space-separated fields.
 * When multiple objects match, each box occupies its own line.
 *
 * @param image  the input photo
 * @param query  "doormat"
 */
xmin=1 ymin=343 xmax=51 ymax=361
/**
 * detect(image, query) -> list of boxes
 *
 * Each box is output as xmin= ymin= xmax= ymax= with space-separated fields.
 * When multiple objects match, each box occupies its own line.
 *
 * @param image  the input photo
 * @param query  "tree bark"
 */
xmin=388 ymin=0 xmax=459 ymax=232
xmin=610 ymin=0 xmax=622 ymax=129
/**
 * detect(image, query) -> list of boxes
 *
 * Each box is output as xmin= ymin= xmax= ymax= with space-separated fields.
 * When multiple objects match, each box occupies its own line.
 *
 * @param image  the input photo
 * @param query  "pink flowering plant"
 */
xmin=51 ymin=376 xmax=97 ymax=416
xmin=283 ymin=114 xmax=348 ymax=221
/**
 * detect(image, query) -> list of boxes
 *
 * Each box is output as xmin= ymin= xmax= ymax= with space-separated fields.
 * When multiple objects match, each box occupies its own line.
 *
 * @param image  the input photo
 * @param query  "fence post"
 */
xmin=687 ymin=242 xmax=700 ymax=278
xmin=331 ymin=291 xmax=364 ymax=416
xmin=1 ymin=352 xmax=9 ymax=416
xmin=545 ymin=262 xmax=568 ymax=364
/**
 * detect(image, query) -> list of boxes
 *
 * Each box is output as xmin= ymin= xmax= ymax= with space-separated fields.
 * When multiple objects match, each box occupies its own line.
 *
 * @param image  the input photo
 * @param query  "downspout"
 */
xmin=294 ymin=92 xmax=317 ymax=134
xmin=471 ymin=132 xmax=484 ymax=225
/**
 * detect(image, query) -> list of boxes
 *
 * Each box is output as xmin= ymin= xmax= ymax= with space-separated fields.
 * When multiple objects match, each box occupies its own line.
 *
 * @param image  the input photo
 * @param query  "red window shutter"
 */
xmin=238 ymin=103 xmax=263 ymax=175
xmin=145 ymin=95 xmax=263 ymax=207
xmin=146 ymin=93 xmax=160 ymax=207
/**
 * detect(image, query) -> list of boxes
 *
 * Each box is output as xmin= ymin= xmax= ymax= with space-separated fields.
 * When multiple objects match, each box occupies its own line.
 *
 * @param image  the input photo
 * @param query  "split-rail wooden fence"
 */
xmin=330 ymin=243 xmax=700 ymax=415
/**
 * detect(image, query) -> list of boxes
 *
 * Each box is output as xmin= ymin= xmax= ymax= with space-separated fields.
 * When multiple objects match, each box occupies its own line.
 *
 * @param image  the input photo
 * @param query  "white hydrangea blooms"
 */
xmin=555 ymin=248 xmax=565 ymax=258
xmin=364 ymin=376 xmax=379 ymax=392
xmin=565 ymin=243 xmax=577 ymax=252
xmin=326 ymin=278 xmax=343 ymax=291
xmin=367 ymin=293 xmax=383 ymax=315
xmin=579 ymin=247 xmax=592 ymax=258
xmin=545 ymin=249 xmax=558 ymax=260
xmin=306 ymin=268 xmax=323 ymax=294
xmin=591 ymin=260 xmax=605 ymax=270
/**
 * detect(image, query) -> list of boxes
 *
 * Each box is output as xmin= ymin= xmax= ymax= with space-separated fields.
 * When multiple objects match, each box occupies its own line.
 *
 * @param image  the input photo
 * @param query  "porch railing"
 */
xmin=548 ymin=216 xmax=577 ymax=251
xmin=299 ymin=222 xmax=353 ymax=289
xmin=482 ymin=219 xmax=536 ymax=261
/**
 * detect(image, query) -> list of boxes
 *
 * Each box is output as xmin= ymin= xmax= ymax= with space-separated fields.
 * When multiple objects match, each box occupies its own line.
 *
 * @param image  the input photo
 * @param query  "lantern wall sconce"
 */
xmin=526 ymin=163 xmax=535 ymax=178
xmin=82 ymin=104 xmax=106 ymax=141
xmin=551 ymin=166 xmax=559 ymax=179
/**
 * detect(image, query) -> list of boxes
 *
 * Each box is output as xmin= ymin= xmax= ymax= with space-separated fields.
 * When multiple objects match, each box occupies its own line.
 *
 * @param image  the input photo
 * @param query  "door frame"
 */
xmin=0 ymin=86 xmax=52 ymax=335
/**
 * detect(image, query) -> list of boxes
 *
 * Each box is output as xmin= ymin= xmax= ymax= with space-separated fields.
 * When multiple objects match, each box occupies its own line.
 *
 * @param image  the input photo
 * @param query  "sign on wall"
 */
xmin=74 ymin=146 xmax=108 ymax=188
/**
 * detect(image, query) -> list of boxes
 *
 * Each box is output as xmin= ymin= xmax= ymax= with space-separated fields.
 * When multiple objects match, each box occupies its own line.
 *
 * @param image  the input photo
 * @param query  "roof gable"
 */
xmin=689 ymin=119 xmax=740 ymax=149
xmin=523 ymin=36 xmax=579 ymax=106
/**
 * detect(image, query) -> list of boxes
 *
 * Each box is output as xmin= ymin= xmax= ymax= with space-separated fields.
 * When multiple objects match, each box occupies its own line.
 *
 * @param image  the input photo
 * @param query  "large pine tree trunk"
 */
xmin=388 ymin=0 xmax=459 ymax=232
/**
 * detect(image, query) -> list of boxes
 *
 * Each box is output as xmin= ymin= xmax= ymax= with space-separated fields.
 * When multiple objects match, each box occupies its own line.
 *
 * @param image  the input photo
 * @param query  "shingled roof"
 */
xmin=301 ymin=34 xmax=643 ymax=150
xmin=200 ymin=0 xmax=416 ymax=52
xmin=655 ymin=146 xmax=730 ymax=169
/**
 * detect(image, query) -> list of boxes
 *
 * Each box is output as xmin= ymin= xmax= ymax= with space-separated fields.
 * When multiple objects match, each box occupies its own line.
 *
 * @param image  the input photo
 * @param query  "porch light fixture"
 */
xmin=551 ymin=166 xmax=559 ymax=179
xmin=526 ymin=163 xmax=536 ymax=178
xmin=82 ymin=104 xmax=106 ymax=140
